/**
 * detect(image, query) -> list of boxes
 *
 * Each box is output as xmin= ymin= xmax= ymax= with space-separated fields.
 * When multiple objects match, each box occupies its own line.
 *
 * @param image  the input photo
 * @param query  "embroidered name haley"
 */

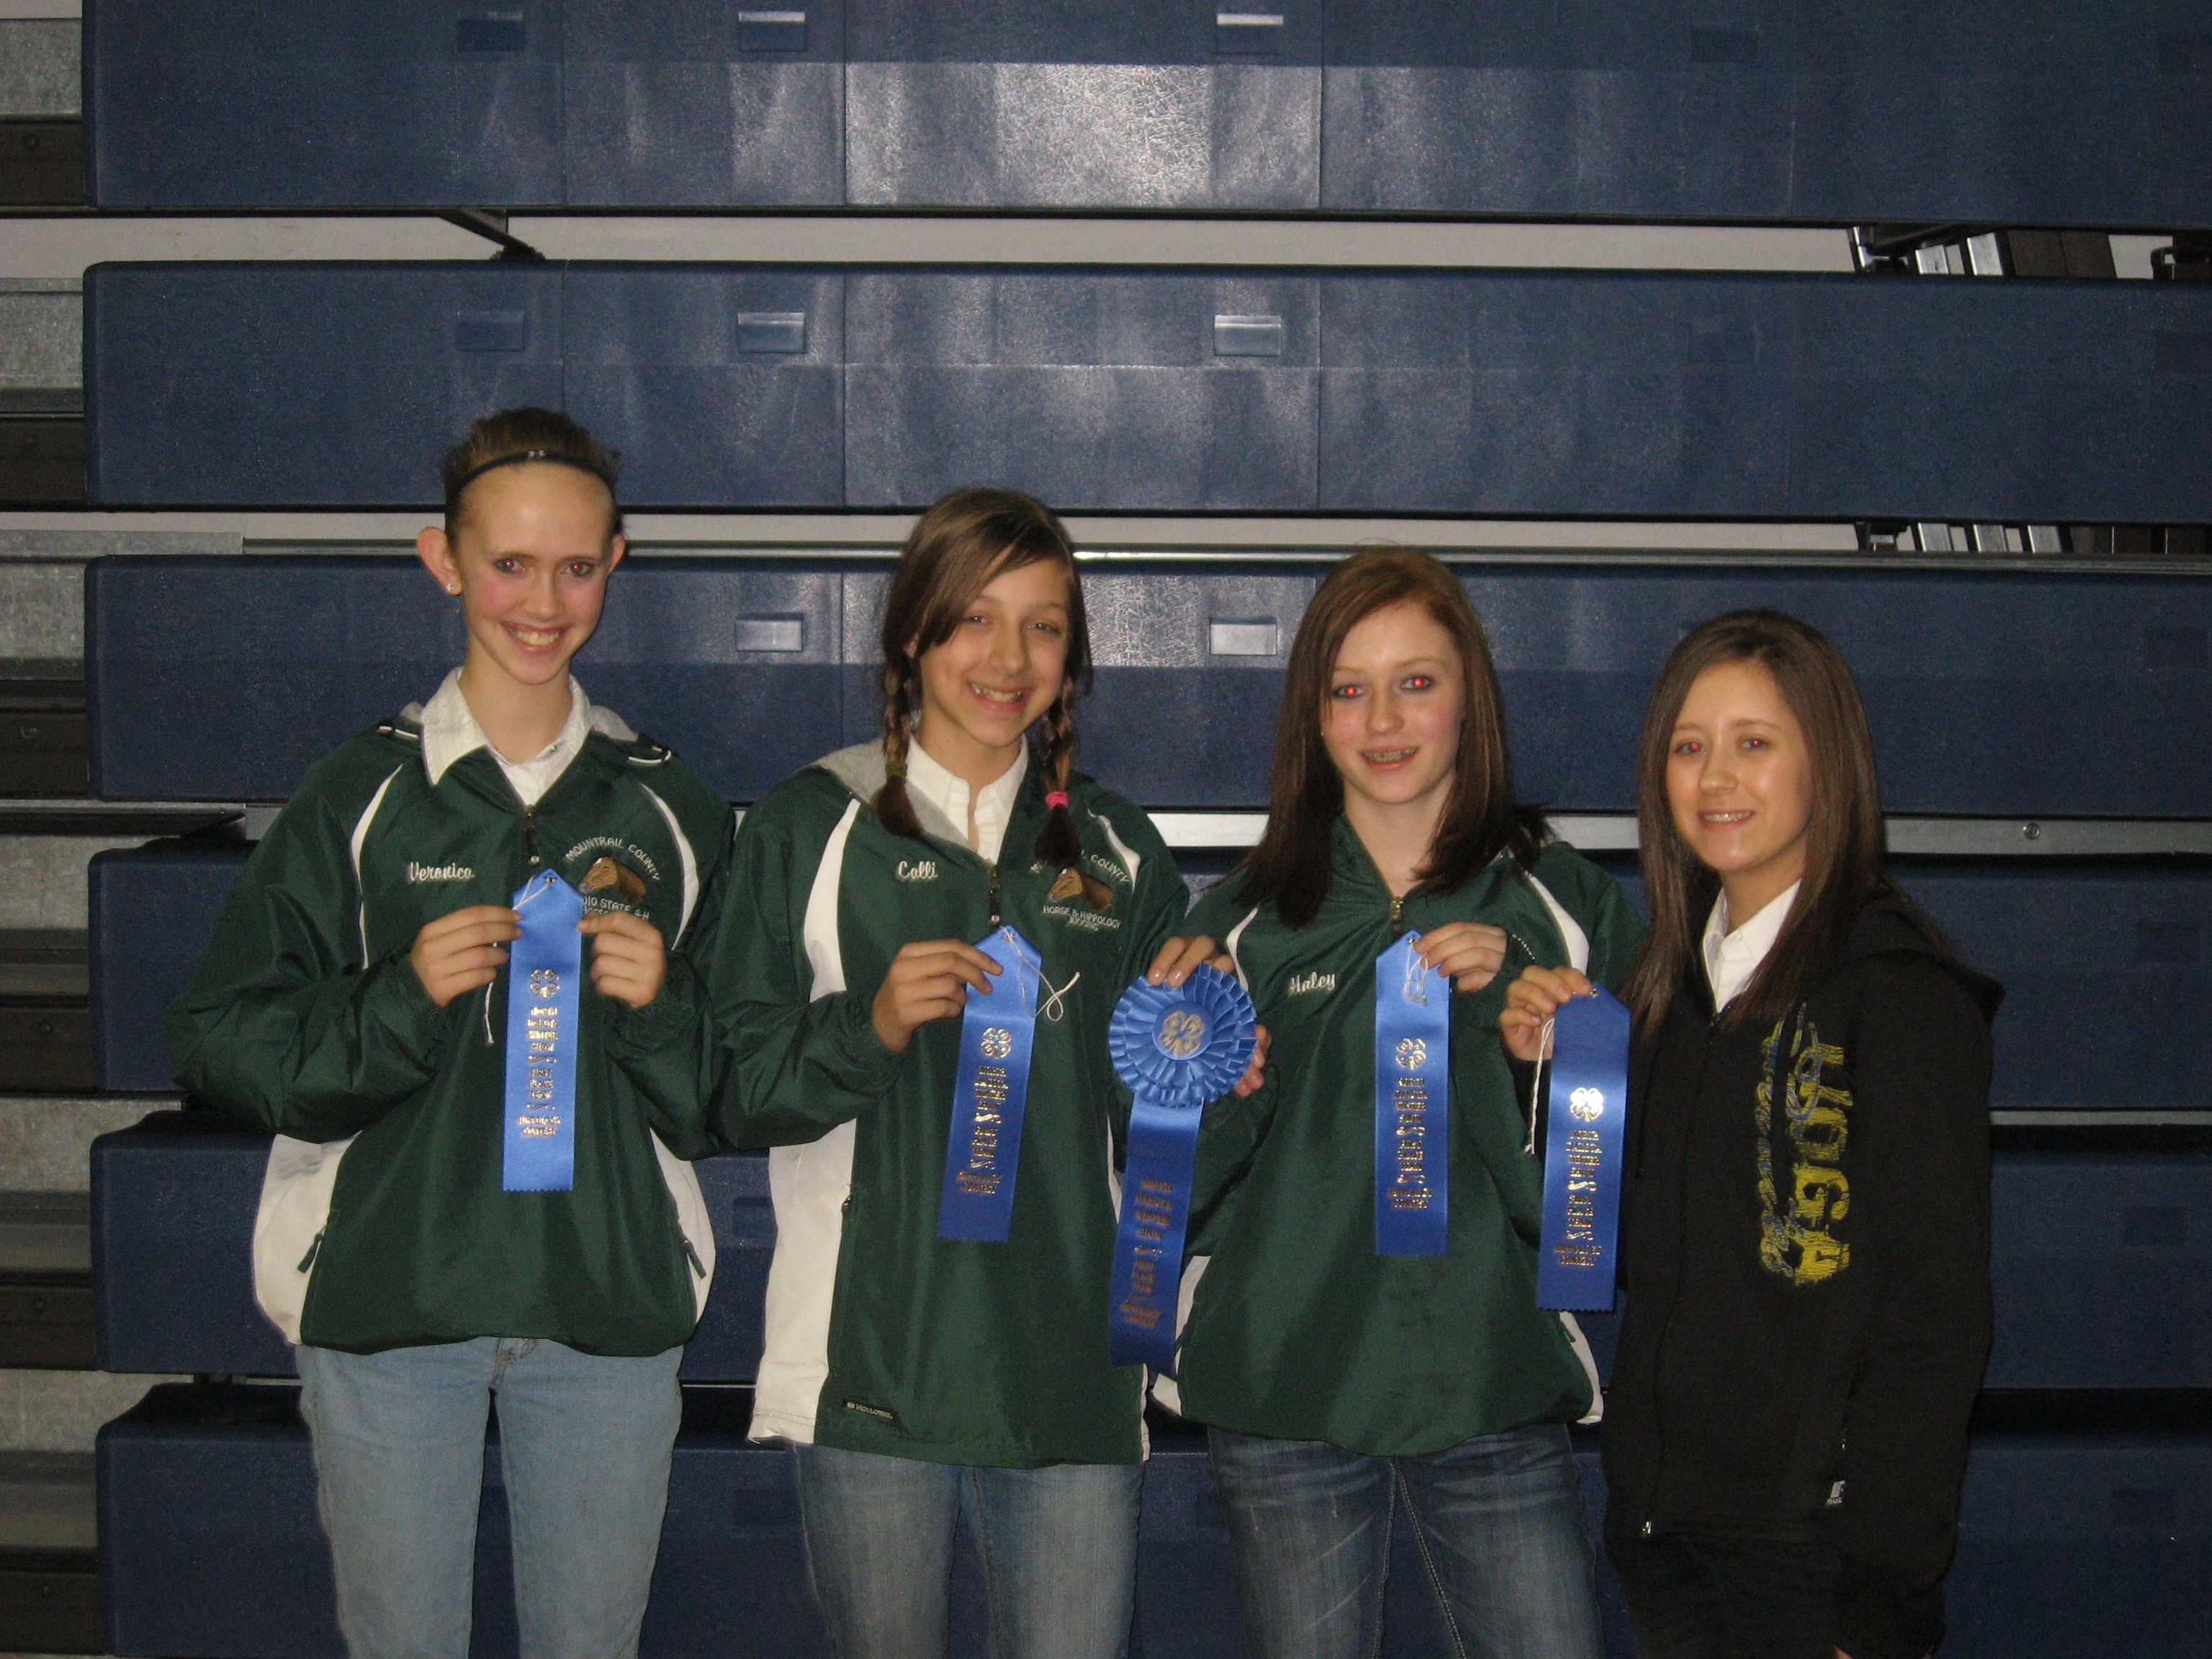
xmin=408 ymin=861 xmax=475 ymax=883
xmin=1287 ymin=971 xmax=1336 ymax=996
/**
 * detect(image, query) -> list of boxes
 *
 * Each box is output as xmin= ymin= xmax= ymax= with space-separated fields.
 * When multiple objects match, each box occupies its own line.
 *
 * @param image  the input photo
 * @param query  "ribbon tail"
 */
xmin=1537 ymin=987 xmax=1632 ymax=1310
xmin=502 ymin=871 xmax=585 ymax=1194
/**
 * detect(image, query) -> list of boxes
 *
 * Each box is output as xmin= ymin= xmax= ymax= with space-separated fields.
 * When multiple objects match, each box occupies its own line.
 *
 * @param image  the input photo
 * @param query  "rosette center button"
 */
xmin=1154 ymin=1009 xmax=1210 ymax=1061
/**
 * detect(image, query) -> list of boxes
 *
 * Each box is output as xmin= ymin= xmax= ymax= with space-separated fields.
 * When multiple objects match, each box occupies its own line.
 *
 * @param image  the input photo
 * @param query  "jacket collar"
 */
xmin=816 ymin=738 xmax=1048 ymax=864
xmin=407 ymin=667 xmax=633 ymax=788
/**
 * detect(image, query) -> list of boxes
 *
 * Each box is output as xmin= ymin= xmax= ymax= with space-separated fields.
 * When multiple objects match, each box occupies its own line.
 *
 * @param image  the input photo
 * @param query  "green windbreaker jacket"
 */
xmin=166 ymin=701 xmax=733 ymax=1358
xmin=1177 ymin=824 xmax=1645 ymax=1457
xmin=687 ymin=742 xmax=1188 ymax=1467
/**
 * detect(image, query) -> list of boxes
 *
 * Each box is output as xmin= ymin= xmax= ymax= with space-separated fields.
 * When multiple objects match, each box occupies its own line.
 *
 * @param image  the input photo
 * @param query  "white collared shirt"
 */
xmin=1701 ymin=879 xmax=1802 ymax=1011
xmin=903 ymin=737 xmax=1028 ymax=864
xmin=413 ymin=667 xmax=616 ymax=808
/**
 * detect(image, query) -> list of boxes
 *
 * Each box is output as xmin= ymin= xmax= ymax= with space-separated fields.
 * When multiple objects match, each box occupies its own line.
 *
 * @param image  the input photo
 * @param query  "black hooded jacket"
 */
xmin=1602 ymin=889 xmax=2002 ymax=1659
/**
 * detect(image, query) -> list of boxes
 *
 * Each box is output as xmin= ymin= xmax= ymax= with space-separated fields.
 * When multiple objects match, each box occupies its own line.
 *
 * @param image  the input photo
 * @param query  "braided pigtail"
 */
xmin=873 ymin=659 xmax=925 ymax=839
xmin=1032 ymin=688 xmax=1082 ymax=871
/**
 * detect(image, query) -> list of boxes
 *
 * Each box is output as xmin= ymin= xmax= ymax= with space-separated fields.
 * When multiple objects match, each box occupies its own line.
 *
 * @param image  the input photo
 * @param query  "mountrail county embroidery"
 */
xmin=1755 ymin=1011 xmax=1852 ymax=1285
xmin=577 ymin=856 xmax=648 ymax=907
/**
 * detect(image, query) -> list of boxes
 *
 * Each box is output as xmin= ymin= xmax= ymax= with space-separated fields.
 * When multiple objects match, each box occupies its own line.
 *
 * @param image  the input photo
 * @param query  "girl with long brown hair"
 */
xmin=688 ymin=487 xmax=1244 ymax=1659
xmin=1503 ymin=609 xmax=2000 ymax=1659
xmin=1177 ymin=547 xmax=1643 ymax=1658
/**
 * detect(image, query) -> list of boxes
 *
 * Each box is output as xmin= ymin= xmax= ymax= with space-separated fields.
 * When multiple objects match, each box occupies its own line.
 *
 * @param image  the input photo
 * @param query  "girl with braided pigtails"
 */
xmin=672 ymin=487 xmax=1256 ymax=1659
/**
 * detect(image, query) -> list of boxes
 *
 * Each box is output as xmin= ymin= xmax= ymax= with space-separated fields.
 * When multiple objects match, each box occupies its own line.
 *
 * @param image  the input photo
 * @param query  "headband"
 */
xmin=444 ymin=448 xmax=619 ymax=508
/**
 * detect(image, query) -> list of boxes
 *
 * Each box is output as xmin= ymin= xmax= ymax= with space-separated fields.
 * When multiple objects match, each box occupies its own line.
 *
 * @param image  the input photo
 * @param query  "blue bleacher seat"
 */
xmin=1470 ymin=565 xmax=2212 ymax=819
xmin=86 ymin=0 xmax=565 ymax=210
xmin=85 ymin=264 xmax=2212 ymax=520
xmin=840 ymin=269 xmax=1322 ymax=511
xmin=1946 ymin=1429 xmax=2212 ymax=1659
xmin=87 ymin=1 xmax=2212 ymax=225
xmin=844 ymin=2 xmax=1323 ymax=210
xmin=1591 ymin=860 xmax=2212 ymax=1115
xmin=89 ymin=843 xmax=255 ymax=1094
xmin=100 ymin=1382 xmax=1613 ymax=1658
xmin=91 ymin=1115 xmax=286 ymax=1377
xmin=84 ymin=557 xmax=850 ymax=805
xmin=562 ymin=0 xmax=845 ymax=207
xmin=1985 ymin=1152 xmax=2212 ymax=1390
xmin=1897 ymin=868 xmax=2212 ymax=1115
xmin=84 ymin=265 xmax=565 ymax=508
xmin=1056 ymin=567 xmax=1314 ymax=808
xmin=92 ymin=1113 xmax=776 ymax=1384
xmin=563 ymin=267 xmax=848 ymax=505
xmin=99 ymin=1385 xmax=827 ymax=1659
xmin=92 ymin=1102 xmax=2212 ymax=1389
xmin=1321 ymin=0 xmax=2212 ymax=230
xmin=1320 ymin=271 xmax=2212 ymax=522
xmin=104 ymin=1381 xmax=2208 ymax=1658
xmin=86 ymin=555 xmax=2212 ymax=820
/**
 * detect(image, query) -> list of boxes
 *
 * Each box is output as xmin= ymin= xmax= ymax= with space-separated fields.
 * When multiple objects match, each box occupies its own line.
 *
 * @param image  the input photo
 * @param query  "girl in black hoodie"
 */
xmin=1503 ymin=610 xmax=2000 ymax=1659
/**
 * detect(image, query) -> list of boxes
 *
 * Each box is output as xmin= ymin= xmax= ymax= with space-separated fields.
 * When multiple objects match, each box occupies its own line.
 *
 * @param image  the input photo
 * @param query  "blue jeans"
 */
xmin=297 ymin=1338 xmax=683 ymax=1659
xmin=1205 ymin=1424 xmax=1604 ymax=1659
xmin=791 ymin=1442 xmax=1141 ymax=1659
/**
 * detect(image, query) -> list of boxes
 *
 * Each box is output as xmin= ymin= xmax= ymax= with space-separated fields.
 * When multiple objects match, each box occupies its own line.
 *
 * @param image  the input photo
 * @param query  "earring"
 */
xmin=446 ymin=583 xmax=460 ymax=595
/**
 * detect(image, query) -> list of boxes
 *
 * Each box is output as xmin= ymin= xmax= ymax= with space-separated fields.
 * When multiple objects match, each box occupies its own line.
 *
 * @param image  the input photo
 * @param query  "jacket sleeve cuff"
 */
xmin=602 ymin=955 xmax=703 ymax=1057
xmin=819 ymin=991 xmax=904 ymax=1100
xmin=361 ymin=951 xmax=457 ymax=1070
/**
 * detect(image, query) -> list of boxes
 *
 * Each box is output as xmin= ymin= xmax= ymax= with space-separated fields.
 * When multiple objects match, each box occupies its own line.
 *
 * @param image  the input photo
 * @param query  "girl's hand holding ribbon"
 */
xmin=1499 ymin=963 xmax=1596 ymax=1065
xmin=1146 ymin=935 xmax=1269 ymax=1097
xmin=580 ymin=910 xmax=668 ymax=1010
xmin=1413 ymin=922 xmax=1509 ymax=992
xmin=871 ymin=939 xmax=1004 ymax=1053
xmin=410 ymin=904 xmax=521 ymax=1007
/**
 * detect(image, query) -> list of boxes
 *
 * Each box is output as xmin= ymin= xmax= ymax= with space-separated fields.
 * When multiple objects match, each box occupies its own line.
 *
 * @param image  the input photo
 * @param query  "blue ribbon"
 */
xmin=936 ymin=927 xmax=1044 ymax=1243
xmin=1538 ymin=986 xmax=1632 ymax=1310
xmin=502 ymin=869 xmax=585 ymax=1193
xmin=1374 ymin=932 xmax=1453 ymax=1256
xmin=1105 ymin=966 xmax=1256 ymax=1373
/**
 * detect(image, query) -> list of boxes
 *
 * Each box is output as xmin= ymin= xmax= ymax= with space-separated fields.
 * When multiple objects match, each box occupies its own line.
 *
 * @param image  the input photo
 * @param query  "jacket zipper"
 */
xmin=681 ymin=1238 xmax=706 ymax=1280
xmin=1389 ymin=892 xmax=1404 ymax=927
xmin=1645 ymin=1010 xmax=1722 ymax=1536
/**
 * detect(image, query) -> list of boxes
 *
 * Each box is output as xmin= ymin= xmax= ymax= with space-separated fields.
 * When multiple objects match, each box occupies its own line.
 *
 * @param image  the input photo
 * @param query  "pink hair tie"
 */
xmin=1045 ymin=790 xmax=1070 ymax=809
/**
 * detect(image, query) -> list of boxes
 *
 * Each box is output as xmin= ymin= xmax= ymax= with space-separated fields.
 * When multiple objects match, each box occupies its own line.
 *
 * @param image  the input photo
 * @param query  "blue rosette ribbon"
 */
xmin=1105 ymin=964 xmax=1257 ymax=1373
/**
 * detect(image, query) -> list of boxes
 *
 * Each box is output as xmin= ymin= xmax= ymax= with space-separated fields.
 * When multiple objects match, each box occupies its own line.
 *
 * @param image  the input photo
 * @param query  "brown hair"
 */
xmin=1623 ymin=608 xmax=1943 ymax=1036
xmin=873 ymin=487 xmax=1092 ymax=875
xmin=439 ymin=407 xmax=623 ymax=540
xmin=1236 ymin=547 xmax=1544 ymax=928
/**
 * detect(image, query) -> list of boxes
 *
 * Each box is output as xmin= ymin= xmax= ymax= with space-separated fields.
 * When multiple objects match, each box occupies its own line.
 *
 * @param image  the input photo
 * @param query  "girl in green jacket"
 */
xmin=1179 ymin=547 xmax=1644 ymax=1659
xmin=698 ymin=487 xmax=1246 ymax=1659
xmin=168 ymin=409 xmax=734 ymax=1659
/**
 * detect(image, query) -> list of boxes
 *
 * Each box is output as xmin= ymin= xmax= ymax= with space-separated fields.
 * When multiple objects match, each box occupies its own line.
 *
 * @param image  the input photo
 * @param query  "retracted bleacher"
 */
xmin=86 ymin=549 xmax=2212 ymax=1652
xmin=85 ymin=1 xmax=2212 ymax=226
xmin=81 ymin=555 xmax=2212 ymax=817
xmin=72 ymin=5 xmax=2212 ymax=1649
xmin=83 ymin=264 xmax=2212 ymax=518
